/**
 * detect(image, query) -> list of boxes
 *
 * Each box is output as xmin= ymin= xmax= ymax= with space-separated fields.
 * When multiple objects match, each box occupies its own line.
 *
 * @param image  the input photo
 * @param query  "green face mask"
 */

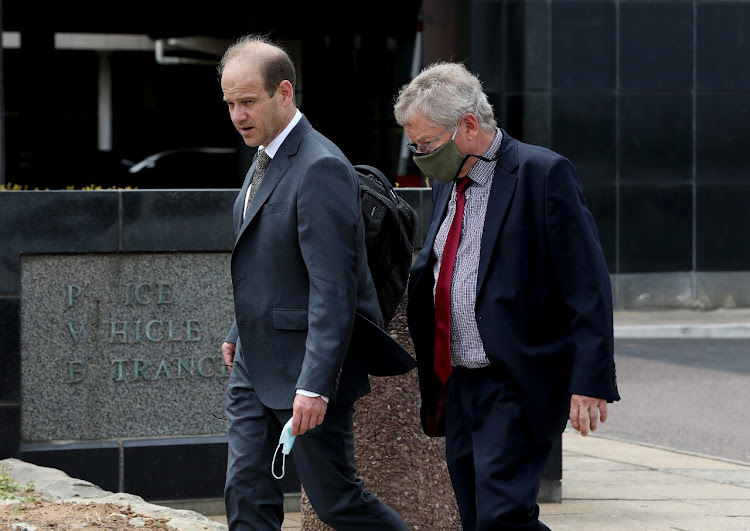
xmin=412 ymin=131 xmax=498 ymax=184
xmin=412 ymin=138 xmax=469 ymax=184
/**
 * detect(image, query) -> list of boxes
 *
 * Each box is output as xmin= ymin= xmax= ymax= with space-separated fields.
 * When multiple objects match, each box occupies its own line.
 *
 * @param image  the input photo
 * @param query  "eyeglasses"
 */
xmin=407 ymin=124 xmax=453 ymax=154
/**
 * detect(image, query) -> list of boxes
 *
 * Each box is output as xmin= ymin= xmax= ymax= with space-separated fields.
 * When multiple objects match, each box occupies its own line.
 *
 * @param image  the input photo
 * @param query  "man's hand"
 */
xmin=292 ymin=394 xmax=327 ymax=437
xmin=222 ymin=342 xmax=236 ymax=371
xmin=569 ymin=394 xmax=608 ymax=436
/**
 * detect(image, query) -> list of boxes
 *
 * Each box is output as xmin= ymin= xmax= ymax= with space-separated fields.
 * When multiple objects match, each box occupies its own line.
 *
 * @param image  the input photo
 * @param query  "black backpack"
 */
xmin=355 ymin=165 xmax=419 ymax=328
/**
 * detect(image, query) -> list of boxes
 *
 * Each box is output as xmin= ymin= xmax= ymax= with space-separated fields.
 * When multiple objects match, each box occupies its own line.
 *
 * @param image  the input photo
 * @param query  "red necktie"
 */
xmin=433 ymin=177 xmax=471 ymax=385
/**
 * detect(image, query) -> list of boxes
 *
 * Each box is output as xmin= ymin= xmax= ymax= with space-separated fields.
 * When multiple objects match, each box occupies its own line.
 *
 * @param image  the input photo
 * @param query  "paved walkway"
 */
xmin=211 ymin=309 xmax=750 ymax=529
xmin=210 ymin=430 xmax=750 ymax=529
xmin=541 ymin=431 xmax=750 ymax=530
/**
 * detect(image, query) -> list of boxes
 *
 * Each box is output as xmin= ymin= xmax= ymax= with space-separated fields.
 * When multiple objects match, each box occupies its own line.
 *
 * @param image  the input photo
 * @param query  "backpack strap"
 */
xmin=354 ymin=164 xmax=400 ymax=206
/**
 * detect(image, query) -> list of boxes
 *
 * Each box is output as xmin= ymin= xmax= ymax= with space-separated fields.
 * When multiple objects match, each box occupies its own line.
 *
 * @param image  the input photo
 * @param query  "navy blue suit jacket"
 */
xmin=407 ymin=130 xmax=620 ymax=441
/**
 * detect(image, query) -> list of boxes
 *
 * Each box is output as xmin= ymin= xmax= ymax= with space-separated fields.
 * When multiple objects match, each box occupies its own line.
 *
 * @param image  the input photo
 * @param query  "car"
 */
xmin=121 ymin=147 xmax=244 ymax=189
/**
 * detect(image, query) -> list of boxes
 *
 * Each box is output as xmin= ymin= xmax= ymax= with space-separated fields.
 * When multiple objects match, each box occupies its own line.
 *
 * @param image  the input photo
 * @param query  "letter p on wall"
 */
xmin=67 ymin=284 xmax=83 ymax=307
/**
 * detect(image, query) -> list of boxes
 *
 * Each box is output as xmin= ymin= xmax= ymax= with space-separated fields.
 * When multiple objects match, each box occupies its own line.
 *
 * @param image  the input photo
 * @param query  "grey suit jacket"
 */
xmin=225 ymin=115 xmax=384 ymax=407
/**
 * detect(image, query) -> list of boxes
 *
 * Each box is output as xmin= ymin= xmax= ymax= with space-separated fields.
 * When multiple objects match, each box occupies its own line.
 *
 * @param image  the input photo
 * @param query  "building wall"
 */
xmin=427 ymin=0 xmax=750 ymax=282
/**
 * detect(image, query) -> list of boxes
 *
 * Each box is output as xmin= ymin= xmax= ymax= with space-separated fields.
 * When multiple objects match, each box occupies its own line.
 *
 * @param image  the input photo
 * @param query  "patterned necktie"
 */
xmin=433 ymin=177 xmax=471 ymax=386
xmin=244 ymin=147 xmax=271 ymax=218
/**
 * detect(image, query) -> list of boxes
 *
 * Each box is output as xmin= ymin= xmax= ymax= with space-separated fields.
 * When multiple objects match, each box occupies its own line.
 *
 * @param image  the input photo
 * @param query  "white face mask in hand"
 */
xmin=272 ymin=417 xmax=296 ymax=480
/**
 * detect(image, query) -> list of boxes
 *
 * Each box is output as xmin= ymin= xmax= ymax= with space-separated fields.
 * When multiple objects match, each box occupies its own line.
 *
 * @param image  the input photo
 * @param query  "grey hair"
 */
xmin=394 ymin=62 xmax=497 ymax=132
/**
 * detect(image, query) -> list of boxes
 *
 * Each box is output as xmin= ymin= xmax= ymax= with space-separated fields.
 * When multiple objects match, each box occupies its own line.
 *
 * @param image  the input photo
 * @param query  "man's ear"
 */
xmin=278 ymin=80 xmax=294 ymax=106
xmin=462 ymin=113 xmax=480 ymax=141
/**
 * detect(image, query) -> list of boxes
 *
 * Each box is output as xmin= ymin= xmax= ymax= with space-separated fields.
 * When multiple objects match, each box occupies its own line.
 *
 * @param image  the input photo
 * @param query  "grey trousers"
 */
xmin=224 ymin=351 xmax=408 ymax=530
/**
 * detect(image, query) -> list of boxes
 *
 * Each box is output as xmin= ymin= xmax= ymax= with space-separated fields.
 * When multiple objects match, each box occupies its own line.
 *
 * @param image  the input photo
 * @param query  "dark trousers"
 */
xmin=445 ymin=366 xmax=553 ymax=531
xmin=224 ymin=350 xmax=408 ymax=531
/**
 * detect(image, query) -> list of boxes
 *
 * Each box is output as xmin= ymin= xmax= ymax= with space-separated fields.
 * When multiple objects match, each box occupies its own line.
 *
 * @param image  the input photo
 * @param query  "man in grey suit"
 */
xmin=219 ymin=35 xmax=409 ymax=530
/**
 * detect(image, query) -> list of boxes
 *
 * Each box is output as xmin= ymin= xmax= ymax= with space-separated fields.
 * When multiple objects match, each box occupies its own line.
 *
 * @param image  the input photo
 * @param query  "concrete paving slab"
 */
xmin=672 ymin=468 xmax=750 ymax=488
xmin=564 ymin=432 xmax=750 ymax=470
xmin=562 ymin=469 xmax=717 ymax=501
xmin=543 ymin=498 xmax=727 ymax=517
xmin=541 ymin=498 xmax=750 ymax=529
xmin=538 ymin=432 xmax=750 ymax=529
xmin=562 ymin=452 xmax=645 ymax=471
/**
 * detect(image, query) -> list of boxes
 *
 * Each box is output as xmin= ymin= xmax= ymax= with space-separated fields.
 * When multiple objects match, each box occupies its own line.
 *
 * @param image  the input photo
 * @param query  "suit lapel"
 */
xmin=476 ymin=130 xmax=519 ymax=297
xmin=236 ymin=116 xmax=313 ymax=241
xmin=234 ymin=163 xmax=256 ymax=233
xmin=425 ymin=183 xmax=452 ymax=255
xmin=239 ymin=153 xmax=289 ymax=231
xmin=409 ymin=181 xmax=452 ymax=295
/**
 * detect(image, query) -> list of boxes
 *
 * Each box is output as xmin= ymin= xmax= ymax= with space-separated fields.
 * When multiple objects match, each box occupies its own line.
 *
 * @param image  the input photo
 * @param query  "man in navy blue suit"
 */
xmin=395 ymin=62 xmax=620 ymax=530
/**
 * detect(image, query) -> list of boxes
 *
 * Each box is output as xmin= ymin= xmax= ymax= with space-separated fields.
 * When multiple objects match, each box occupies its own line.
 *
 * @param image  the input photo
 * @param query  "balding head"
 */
xmin=218 ymin=35 xmax=297 ymax=102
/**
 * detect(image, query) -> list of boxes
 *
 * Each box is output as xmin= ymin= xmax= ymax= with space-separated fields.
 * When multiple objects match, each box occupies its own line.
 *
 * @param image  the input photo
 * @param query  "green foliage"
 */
xmin=0 ymin=182 xmax=137 ymax=191
xmin=0 ymin=469 xmax=37 ymax=502
xmin=0 ymin=182 xmax=43 ymax=191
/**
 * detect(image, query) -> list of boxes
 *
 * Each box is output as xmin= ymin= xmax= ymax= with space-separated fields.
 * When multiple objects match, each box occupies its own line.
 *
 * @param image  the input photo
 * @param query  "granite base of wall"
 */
xmin=613 ymin=271 xmax=750 ymax=310
xmin=17 ymin=436 xmax=300 ymax=504
xmin=0 ymin=405 xmax=20 ymax=459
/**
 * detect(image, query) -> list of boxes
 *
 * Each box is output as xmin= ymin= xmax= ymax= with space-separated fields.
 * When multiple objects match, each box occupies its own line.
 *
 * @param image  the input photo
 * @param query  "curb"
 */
xmin=614 ymin=323 xmax=750 ymax=339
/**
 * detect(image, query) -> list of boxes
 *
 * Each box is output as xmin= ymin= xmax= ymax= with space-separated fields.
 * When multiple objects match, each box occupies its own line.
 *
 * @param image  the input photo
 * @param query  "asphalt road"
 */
xmin=597 ymin=338 xmax=750 ymax=464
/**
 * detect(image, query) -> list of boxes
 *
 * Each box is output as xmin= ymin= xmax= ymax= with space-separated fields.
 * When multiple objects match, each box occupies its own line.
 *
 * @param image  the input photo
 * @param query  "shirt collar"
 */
xmin=260 ymin=109 xmax=302 ymax=159
xmin=467 ymin=128 xmax=503 ymax=187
